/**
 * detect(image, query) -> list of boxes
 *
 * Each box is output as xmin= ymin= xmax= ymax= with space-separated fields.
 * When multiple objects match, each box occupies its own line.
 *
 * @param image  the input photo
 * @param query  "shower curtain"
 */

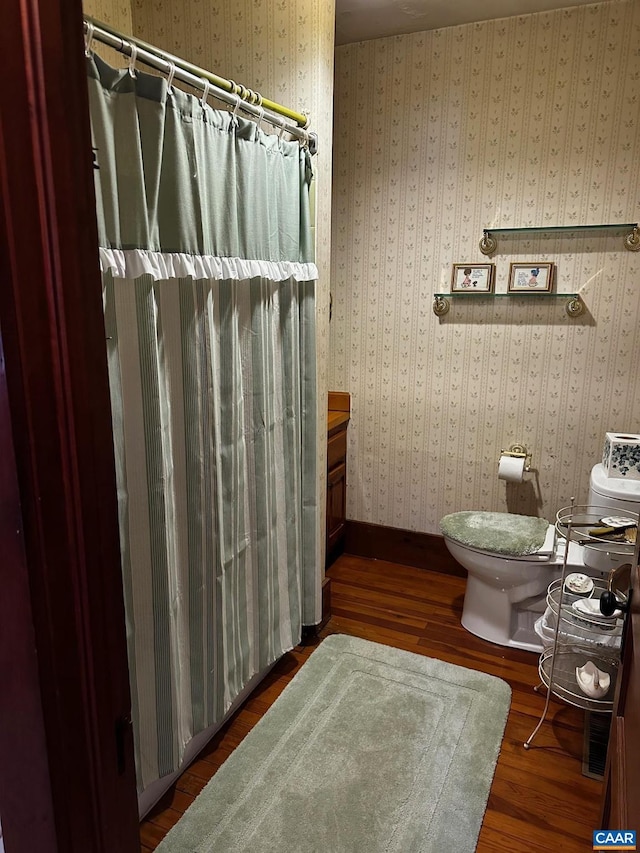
xmin=87 ymin=54 xmax=319 ymax=793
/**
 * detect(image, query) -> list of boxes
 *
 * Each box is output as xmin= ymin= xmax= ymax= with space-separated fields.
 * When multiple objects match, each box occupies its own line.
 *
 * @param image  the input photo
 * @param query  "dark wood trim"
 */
xmin=601 ymin=565 xmax=640 ymax=832
xmin=344 ymin=520 xmax=466 ymax=577
xmin=0 ymin=0 xmax=139 ymax=849
xmin=0 ymin=325 xmax=58 ymax=852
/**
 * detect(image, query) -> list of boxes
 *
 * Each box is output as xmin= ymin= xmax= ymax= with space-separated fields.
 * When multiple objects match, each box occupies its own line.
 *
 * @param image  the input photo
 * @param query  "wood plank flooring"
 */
xmin=140 ymin=554 xmax=603 ymax=851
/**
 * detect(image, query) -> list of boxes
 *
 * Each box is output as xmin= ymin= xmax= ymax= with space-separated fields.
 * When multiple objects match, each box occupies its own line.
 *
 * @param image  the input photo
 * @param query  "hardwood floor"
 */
xmin=140 ymin=554 xmax=603 ymax=852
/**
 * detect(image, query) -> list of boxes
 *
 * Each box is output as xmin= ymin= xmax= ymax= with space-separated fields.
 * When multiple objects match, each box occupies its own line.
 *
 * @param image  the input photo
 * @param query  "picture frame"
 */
xmin=507 ymin=262 xmax=554 ymax=293
xmin=450 ymin=263 xmax=495 ymax=293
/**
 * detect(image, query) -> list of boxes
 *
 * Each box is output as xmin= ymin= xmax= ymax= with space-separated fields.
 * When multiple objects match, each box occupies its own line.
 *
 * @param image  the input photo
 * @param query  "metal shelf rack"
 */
xmin=524 ymin=502 xmax=638 ymax=749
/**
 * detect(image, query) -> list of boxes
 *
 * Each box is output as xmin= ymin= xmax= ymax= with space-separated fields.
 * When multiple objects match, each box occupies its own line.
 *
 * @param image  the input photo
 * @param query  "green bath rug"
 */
xmin=156 ymin=634 xmax=511 ymax=853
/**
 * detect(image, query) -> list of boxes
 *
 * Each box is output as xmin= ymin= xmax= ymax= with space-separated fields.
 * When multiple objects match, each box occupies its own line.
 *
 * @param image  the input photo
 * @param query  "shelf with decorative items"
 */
xmin=432 ymin=292 xmax=584 ymax=318
xmin=478 ymin=222 xmax=640 ymax=256
xmin=537 ymin=577 xmax=623 ymax=713
xmin=435 ymin=223 xmax=639 ymax=320
xmin=524 ymin=502 xmax=638 ymax=749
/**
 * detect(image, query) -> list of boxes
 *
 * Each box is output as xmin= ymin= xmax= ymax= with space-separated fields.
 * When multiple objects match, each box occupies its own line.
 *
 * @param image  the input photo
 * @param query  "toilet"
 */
xmin=441 ymin=463 xmax=640 ymax=653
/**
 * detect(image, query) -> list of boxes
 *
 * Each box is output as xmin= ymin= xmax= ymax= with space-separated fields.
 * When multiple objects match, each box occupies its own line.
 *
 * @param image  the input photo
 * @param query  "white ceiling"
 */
xmin=335 ymin=0 xmax=611 ymax=45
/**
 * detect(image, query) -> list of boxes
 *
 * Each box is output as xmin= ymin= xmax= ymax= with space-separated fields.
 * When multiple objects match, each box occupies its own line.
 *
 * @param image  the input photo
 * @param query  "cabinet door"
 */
xmin=328 ymin=429 xmax=347 ymax=470
xmin=327 ymin=462 xmax=347 ymax=554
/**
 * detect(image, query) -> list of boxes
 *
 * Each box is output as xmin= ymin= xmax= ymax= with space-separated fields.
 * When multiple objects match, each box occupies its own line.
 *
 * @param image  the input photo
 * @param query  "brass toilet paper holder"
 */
xmin=500 ymin=443 xmax=532 ymax=473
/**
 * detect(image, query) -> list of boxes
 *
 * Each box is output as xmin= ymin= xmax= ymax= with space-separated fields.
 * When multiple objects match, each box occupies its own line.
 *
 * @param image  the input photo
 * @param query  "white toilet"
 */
xmin=441 ymin=463 xmax=640 ymax=653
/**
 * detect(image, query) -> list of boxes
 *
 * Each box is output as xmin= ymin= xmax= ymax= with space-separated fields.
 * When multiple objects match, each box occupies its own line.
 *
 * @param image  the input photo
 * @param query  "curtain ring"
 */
xmin=300 ymin=128 xmax=310 ymax=149
xmin=301 ymin=111 xmax=311 ymax=130
xmin=276 ymin=116 xmax=286 ymax=139
xmin=255 ymin=92 xmax=263 ymax=107
xmin=228 ymin=79 xmax=238 ymax=96
xmin=84 ymin=22 xmax=95 ymax=57
xmin=166 ymin=62 xmax=176 ymax=95
xmin=200 ymin=79 xmax=211 ymax=109
xmin=256 ymin=105 xmax=265 ymax=127
xmin=231 ymin=93 xmax=241 ymax=121
xmin=128 ymin=43 xmax=138 ymax=77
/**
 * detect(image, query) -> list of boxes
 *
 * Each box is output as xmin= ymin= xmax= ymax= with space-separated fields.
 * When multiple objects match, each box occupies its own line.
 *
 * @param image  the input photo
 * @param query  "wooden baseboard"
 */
xmin=344 ymin=520 xmax=466 ymax=577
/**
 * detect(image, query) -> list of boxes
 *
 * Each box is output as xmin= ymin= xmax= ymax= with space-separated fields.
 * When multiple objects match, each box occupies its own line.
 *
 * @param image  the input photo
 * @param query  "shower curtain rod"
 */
xmin=83 ymin=16 xmax=318 ymax=154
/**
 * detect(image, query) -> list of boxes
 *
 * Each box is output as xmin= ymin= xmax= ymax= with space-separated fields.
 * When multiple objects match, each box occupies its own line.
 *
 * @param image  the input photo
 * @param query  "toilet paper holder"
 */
xmin=500 ymin=443 xmax=532 ymax=473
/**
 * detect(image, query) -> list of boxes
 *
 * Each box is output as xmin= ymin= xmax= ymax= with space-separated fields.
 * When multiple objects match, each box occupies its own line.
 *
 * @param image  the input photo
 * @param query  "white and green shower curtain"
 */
xmin=87 ymin=55 xmax=319 ymax=792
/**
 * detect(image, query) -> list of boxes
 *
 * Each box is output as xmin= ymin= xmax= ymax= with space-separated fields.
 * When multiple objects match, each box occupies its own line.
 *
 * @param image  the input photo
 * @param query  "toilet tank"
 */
xmin=588 ymin=462 xmax=640 ymax=516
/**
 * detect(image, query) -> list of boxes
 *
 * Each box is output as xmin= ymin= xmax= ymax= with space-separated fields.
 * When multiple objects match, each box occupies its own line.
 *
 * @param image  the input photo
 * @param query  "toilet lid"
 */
xmin=440 ymin=511 xmax=550 ymax=557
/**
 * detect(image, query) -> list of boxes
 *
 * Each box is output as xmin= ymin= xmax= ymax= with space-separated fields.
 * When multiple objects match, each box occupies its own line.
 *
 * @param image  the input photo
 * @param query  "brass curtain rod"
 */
xmin=83 ymin=16 xmax=318 ymax=154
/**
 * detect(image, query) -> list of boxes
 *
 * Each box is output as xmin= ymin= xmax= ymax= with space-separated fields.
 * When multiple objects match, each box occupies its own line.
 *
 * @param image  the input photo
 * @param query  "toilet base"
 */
xmin=461 ymin=604 xmax=543 ymax=653
xmin=461 ymin=572 xmax=556 ymax=653
xmin=443 ymin=526 xmax=588 ymax=653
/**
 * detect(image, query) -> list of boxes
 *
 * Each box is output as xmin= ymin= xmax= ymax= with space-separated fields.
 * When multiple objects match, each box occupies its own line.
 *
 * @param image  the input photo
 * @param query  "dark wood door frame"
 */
xmin=0 ymin=0 xmax=139 ymax=850
xmin=0 ymin=323 xmax=59 ymax=852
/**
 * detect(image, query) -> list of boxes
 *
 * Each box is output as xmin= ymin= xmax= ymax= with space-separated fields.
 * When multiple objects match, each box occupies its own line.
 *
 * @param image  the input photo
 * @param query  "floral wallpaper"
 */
xmin=83 ymin=0 xmax=131 ymax=29
xmin=83 ymin=0 xmax=133 ymax=67
xmin=331 ymin=0 xmax=640 ymax=534
xmin=83 ymin=0 xmax=336 ymax=566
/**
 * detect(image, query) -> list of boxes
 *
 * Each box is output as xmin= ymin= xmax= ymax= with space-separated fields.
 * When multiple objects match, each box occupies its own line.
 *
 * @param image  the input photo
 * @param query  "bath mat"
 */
xmin=156 ymin=634 xmax=511 ymax=853
xmin=441 ymin=510 xmax=549 ymax=556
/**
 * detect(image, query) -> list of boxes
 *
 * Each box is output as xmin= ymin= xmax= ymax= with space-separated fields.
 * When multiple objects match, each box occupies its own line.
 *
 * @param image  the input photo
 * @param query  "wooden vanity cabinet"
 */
xmin=326 ymin=393 xmax=350 ymax=567
xmin=327 ymin=428 xmax=347 ymax=561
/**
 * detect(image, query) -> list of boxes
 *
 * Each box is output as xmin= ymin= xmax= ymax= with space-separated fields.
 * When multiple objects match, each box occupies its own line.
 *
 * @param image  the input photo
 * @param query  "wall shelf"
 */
xmin=432 ymin=292 xmax=584 ymax=318
xmin=479 ymin=222 xmax=639 ymax=255
xmin=435 ymin=221 xmax=640 ymax=317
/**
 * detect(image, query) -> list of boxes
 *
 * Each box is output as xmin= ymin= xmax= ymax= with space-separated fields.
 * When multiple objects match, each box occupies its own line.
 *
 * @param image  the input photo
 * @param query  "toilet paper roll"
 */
xmin=498 ymin=454 xmax=525 ymax=483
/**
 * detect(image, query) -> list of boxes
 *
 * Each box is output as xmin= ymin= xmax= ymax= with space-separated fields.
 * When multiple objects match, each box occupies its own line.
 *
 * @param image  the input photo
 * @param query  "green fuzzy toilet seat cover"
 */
xmin=440 ymin=511 xmax=550 ymax=556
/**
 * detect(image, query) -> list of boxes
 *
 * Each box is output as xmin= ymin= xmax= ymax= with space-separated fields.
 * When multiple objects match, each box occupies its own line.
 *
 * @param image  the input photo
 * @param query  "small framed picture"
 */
xmin=450 ymin=263 xmax=495 ymax=293
xmin=508 ymin=262 xmax=554 ymax=293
